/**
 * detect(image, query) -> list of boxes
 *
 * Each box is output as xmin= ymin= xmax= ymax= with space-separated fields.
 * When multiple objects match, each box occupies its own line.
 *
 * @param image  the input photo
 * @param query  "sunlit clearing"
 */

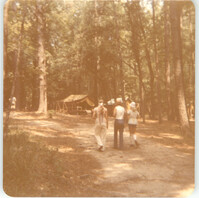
xmin=159 ymin=133 xmax=183 ymax=140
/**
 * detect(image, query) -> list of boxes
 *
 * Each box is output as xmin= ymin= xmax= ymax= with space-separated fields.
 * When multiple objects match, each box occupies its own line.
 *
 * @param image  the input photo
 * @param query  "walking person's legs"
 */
xmin=129 ymin=124 xmax=134 ymax=146
xmin=134 ymin=133 xmax=139 ymax=147
xmin=129 ymin=124 xmax=139 ymax=147
xmin=95 ymin=125 xmax=103 ymax=150
xmin=114 ymin=121 xmax=118 ymax=148
xmin=101 ymin=125 xmax=107 ymax=151
xmin=119 ymin=122 xmax=124 ymax=149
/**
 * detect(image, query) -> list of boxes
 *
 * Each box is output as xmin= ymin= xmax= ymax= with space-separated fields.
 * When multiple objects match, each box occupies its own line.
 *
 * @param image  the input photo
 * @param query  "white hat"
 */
xmin=125 ymin=96 xmax=129 ymax=100
xmin=116 ymin=98 xmax=123 ymax=103
xmin=130 ymin=102 xmax=136 ymax=108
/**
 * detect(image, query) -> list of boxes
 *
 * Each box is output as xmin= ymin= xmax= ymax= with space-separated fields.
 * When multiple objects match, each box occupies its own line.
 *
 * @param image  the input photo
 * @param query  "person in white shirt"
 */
xmin=93 ymin=99 xmax=108 ymax=152
xmin=9 ymin=96 xmax=17 ymax=110
xmin=113 ymin=98 xmax=125 ymax=149
xmin=127 ymin=102 xmax=139 ymax=147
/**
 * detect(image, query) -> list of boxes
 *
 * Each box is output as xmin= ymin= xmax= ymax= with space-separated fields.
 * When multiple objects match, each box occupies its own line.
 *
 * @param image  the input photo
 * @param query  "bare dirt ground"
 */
xmin=3 ymin=112 xmax=195 ymax=197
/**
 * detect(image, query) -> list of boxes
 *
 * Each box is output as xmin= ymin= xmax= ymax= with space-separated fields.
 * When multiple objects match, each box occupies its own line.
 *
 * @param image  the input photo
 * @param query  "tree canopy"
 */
xmin=4 ymin=0 xmax=195 ymax=134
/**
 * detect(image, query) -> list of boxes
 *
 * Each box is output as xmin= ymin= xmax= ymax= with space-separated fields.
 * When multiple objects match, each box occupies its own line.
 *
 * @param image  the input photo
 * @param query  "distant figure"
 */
xmin=113 ymin=98 xmax=125 ymax=149
xmin=93 ymin=99 xmax=108 ymax=152
xmin=125 ymin=96 xmax=131 ymax=111
xmin=187 ymin=103 xmax=194 ymax=119
xmin=127 ymin=102 xmax=139 ymax=147
xmin=9 ymin=96 xmax=17 ymax=110
xmin=107 ymin=98 xmax=115 ymax=117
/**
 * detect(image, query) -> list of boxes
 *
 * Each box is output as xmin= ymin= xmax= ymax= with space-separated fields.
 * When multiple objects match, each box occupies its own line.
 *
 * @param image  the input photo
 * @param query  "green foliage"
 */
xmin=4 ymin=0 xmax=195 ymax=119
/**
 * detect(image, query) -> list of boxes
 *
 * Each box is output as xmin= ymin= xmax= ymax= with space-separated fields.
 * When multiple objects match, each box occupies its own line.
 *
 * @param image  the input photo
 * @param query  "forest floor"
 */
xmin=3 ymin=111 xmax=195 ymax=197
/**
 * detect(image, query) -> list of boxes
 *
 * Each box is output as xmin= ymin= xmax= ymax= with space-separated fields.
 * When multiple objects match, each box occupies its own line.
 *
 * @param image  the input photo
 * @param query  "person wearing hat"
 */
xmin=113 ymin=98 xmax=125 ymax=149
xmin=127 ymin=102 xmax=139 ymax=147
xmin=93 ymin=99 xmax=108 ymax=152
xmin=125 ymin=96 xmax=131 ymax=111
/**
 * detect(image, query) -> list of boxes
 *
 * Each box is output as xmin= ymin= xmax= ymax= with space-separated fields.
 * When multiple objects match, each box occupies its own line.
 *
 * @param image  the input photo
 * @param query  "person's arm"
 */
xmin=105 ymin=110 xmax=108 ymax=129
xmin=124 ymin=109 xmax=128 ymax=127
xmin=92 ymin=109 xmax=96 ymax=119
xmin=113 ymin=107 xmax=117 ymax=118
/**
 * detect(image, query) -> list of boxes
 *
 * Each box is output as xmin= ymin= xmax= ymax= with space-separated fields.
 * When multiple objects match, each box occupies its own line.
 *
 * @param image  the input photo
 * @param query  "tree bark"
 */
xmin=4 ymin=2 xmax=26 ymax=133
xmin=126 ymin=2 xmax=145 ymax=123
xmin=113 ymin=0 xmax=125 ymax=101
xmin=170 ymin=2 xmax=191 ymax=135
xmin=3 ymin=1 xmax=9 ymax=82
xmin=152 ymin=0 xmax=162 ymax=123
xmin=164 ymin=2 xmax=172 ymax=121
xmin=36 ymin=0 xmax=47 ymax=114
xmin=3 ymin=1 xmax=10 ymax=134
xmin=32 ymin=59 xmax=39 ymax=111
xmin=15 ymin=10 xmax=26 ymax=110
xmin=94 ymin=0 xmax=100 ymax=105
xmin=138 ymin=14 xmax=155 ymax=119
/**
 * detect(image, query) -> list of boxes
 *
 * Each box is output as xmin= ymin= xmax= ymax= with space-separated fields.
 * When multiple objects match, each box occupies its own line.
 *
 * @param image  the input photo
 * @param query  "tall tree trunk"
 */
xmin=113 ymin=66 xmax=117 ymax=99
xmin=138 ymin=14 xmax=155 ymax=119
xmin=164 ymin=2 xmax=172 ymax=121
xmin=113 ymin=1 xmax=125 ymax=101
xmin=15 ymin=11 xmax=26 ymax=110
xmin=189 ymin=9 xmax=195 ymax=115
xmin=3 ymin=1 xmax=9 ymax=111
xmin=126 ymin=2 xmax=145 ymax=123
xmin=152 ymin=0 xmax=162 ymax=123
xmin=4 ymin=3 xmax=26 ymax=133
xmin=3 ymin=1 xmax=10 ymax=134
xmin=94 ymin=0 xmax=100 ymax=104
xmin=3 ymin=1 xmax=9 ymax=83
xmin=32 ymin=59 xmax=39 ymax=111
xmin=36 ymin=0 xmax=47 ymax=113
xmin=170 ymin=2 xmax=191 ymax=135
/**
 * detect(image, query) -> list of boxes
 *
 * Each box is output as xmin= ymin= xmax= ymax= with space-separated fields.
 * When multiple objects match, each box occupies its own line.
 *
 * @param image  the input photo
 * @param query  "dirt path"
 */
xmin=8 ymin=112 xmax=194 ymax=197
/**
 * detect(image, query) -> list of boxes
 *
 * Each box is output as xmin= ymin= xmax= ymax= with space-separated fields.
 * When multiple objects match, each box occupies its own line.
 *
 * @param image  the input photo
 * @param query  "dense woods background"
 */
xmin=4 ymin=0 xmax=195 ymax=135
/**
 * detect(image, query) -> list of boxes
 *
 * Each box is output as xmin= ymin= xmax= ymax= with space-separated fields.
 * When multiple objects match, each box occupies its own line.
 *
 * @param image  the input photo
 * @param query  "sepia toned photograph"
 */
xmin=3 ymin=0 xmax=195 ymax=197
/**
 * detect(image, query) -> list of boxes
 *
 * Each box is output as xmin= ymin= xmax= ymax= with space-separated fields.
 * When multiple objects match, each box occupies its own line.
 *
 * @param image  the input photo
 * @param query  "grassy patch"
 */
xmin=3 ymin=130 xmax=101 ymax=197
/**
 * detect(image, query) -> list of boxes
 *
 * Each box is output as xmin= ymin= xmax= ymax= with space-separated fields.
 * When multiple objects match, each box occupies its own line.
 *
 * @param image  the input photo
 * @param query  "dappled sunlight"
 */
xmin=128 ymin=157 xmax=144 ymax=161
xmin=26 ymin=120 xmax=68 ymax=131
xmin=139 ymin=119 xmax=159 ymax=124
xmin=30 ymin=130 xmax=56 ymax=138
xmin=57 ymin=146 xmax=74 ymax=153
xmin=5 ymin=112 xmax=194 ymax=197
xmin=175 ymin=153 xmax=191 ymax=158
xmin=10 ymin=111 xmax=47 ymax=120
xmin=165 ymin=145 xmax=173 ymax=149
xmin=59 ymin=147 xmax=74 ymax=153
xmin=176 ymin=185 xmax=195 ymax=197
xmin=159 ymin=132 xmax=183 ymax=140
xmin=113 ymin=163 xmax=132 ymax=170
xmin=174 ymin=144 xmax=194 ymax=151
xmin=26 ymin=120 xmax=55 ymax=126
xmin=139 ymin=133 xmax=163 ymax=140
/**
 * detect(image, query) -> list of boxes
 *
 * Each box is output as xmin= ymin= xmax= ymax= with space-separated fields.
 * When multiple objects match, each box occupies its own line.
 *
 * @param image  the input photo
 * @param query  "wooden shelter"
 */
xmin=55 ymin=95 xmax=95 ymax=114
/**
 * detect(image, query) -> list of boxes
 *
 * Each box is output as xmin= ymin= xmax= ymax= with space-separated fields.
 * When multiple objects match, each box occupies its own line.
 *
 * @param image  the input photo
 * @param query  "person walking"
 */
xmin=127 ymin=102 xmax=140 ymax=148
xmin=113 ymin=98 xmax=125 ymax=149
xmin=93 ymin=99 xmax=108 ymax=152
